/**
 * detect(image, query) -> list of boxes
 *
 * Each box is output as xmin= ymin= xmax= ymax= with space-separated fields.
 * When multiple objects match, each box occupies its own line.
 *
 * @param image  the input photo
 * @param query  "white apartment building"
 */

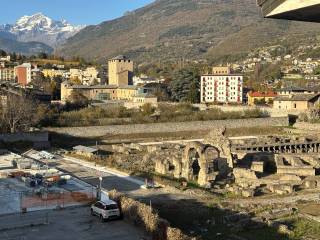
xmin=200 ymin=73 xmax=243 ymax=104
xmin=0 ymin=56 xmax=10 ymax=62
xmin=133 ymin=75 xmax=165 ymax=86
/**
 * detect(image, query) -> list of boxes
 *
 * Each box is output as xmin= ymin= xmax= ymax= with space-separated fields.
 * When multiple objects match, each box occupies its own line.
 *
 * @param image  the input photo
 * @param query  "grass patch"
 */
xmin=239 ymin=217 xmax=320 ymax=240
xmin=50 ymin=103 xmax=268 ymax=127
xmin=290 ymin=218 xmax=320 ymax=240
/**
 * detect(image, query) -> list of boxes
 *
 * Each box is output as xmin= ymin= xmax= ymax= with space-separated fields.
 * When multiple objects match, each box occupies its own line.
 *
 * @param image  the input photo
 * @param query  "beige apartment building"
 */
xmin=42 ymin=69 xmax=65 ymax=78
xmin=60 ymin=55 xmax=157 ymax=105
xmin=273 ymin=94 xmax=320 ymax=111
xmin=0 ymin=67 xmax=15 ymax=81
xmin=61 ymin=81 xmax=139 ymax=102
xmin=108 ymin=55 xmax=133 ymax=86
xmin=212 ymin=66 xmax=231 ymax=75
xmin=273 ymin=86 xmax=320 ymax=111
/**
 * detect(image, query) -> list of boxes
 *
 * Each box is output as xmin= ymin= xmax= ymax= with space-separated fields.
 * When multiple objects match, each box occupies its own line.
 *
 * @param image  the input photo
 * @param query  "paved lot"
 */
xmin=0 ymin=207 xmax=149 ymax=240
xmin=43 ymin=157 xmax=144 ymax=194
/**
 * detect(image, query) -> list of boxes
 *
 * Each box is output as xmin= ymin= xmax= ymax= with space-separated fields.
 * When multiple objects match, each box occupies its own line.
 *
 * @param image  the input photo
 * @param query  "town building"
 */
xmin=14 ymin=63 xmax=32 ymax=86
xmin=69 ymin=68 xmax=81 ymax=80
xmin=0 ymin=95 xmax=7 ymax=107
xmin=81 ymin=67 xmax=99 ymax=85
xmin=42 ymin=69 xmax=66 ymax=78
xmin=0 ymin=67 xmax=15 ymax=81
xmin=247 ymin=91 xmax=277 ymax=106
xmin=277 ymin=86 xmax=318 ymax=96
xmin=133 ymin=75 xmax=165 ymax=86
xmin=31 ymin=66 xmax=41 ymax=79
xmin=108 ymin=55 xmax=133 ymax=86
xmin=60 ymin=82 xmax=138 ymax=102
xmin=132 ymin=92 xmax=158 ymax=105
xmin=60 ymin=82 xmax=159 ymax=105
xmin=61 ymin=55 xmax=157 ymax=106
xmin=69 ymin=67 xmax=100 ymax=85
xmin=200 ymin=67 xmax=243 ymax=104
xmin=212 ymin=66 xmax=231 ymax=75
xmin=273 ymin=94 xmax=320 ymax=111
xmin=0 ymin=56 xmax=11 ymax=62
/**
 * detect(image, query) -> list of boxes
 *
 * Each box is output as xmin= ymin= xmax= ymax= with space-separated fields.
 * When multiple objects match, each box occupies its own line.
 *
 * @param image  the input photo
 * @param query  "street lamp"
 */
xmin=98 ymin=176 xmax=102 ymax=200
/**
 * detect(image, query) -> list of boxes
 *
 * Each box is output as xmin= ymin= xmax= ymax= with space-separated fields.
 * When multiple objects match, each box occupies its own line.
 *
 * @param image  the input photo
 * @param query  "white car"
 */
xmin=91 ymin=200 xmax=121 ymax=221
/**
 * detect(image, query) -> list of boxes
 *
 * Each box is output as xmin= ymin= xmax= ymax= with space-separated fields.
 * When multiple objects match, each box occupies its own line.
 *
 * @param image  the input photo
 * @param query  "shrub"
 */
xmin=109 ymin=190 xmax=193 ymax=240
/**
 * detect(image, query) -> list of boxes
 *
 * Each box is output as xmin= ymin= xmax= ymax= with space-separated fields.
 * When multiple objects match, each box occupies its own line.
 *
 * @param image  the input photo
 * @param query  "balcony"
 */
xmin=257 ymin=0 xmax=320 ymax=22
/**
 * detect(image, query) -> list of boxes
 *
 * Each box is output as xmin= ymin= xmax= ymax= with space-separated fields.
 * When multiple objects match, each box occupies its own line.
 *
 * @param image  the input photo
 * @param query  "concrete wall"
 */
xmin=201 ymin=105 xmax=302 ymax=117
xmin=48 ymin=117 xmax=289 ymax=138
xmin=0 ymin=131 xmax=49 ymax=143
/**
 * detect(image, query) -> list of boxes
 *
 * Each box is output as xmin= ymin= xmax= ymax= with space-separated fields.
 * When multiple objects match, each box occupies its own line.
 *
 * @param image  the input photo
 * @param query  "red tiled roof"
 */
xmin=248 ymin=91 xmax=277 ymax=98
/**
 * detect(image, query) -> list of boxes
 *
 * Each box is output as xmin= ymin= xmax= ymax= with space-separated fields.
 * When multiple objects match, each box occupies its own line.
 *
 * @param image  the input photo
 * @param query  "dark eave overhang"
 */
xmin=257 ymin=0 xmax=320 ymax=23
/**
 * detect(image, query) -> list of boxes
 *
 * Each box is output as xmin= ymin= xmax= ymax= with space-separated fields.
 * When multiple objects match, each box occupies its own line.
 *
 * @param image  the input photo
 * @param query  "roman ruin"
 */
xmin=150 ymin=128 xmax=320 ymax=196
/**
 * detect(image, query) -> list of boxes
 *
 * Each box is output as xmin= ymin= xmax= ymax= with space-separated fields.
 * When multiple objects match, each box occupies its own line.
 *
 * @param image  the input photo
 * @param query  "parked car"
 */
xmin=91 ymin=200 xmax=121 ymax=221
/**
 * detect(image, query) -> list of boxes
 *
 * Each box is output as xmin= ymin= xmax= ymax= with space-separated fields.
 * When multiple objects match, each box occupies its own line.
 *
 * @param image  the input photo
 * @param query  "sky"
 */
xmin=0 ymin=0 xmax=154 ymax=25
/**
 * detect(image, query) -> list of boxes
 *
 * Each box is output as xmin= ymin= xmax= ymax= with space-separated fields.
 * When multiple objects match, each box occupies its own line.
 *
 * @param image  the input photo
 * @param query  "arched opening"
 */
xmin=191 ymin=159 xmax=200 ymax=180
xmin=188 ymin=148 xmax=201 ymax=181
xmin=205 ymin=147 xmax=220 ymax=173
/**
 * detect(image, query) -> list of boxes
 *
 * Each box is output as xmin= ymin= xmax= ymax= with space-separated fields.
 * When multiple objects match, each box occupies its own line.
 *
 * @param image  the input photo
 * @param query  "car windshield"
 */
xmin=105 ymin=204 xmax=118 ymax=210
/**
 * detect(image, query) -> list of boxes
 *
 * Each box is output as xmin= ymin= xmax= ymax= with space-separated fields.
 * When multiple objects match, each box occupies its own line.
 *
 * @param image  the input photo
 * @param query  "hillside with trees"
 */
xmin=59 ymin=0 xmax=320 ymax=64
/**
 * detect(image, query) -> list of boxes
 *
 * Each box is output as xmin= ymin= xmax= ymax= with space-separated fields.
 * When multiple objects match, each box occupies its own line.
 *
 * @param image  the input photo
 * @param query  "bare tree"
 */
xmin=1 ymin=94 xmax=37 ymax=133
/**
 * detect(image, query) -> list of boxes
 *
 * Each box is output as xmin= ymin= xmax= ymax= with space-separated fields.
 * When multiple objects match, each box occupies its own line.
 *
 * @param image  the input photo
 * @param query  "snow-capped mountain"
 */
xmin=0 ymin=13 xmax=85 ymax=47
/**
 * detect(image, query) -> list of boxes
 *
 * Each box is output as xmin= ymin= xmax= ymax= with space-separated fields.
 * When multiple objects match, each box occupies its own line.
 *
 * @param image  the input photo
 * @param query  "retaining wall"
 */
xmin=0 ymin=131 xmax=49 ymax=143
xmin=48 ymin=117 xmax=289 ymax=138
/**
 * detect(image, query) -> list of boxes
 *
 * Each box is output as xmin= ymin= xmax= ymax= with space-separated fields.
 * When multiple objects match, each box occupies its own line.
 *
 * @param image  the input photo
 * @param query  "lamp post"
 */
xmin=98 ymin=176 xmax=102 ymax=200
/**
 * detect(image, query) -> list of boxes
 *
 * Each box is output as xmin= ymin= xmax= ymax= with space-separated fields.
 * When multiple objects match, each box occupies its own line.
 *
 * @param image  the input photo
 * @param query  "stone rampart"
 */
xmin=48 ymin=117 xmax=288 ymax=138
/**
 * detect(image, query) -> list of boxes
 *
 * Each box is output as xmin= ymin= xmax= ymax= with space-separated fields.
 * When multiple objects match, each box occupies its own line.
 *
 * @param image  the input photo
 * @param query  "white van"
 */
xmin=91 ymin=200 xmax=121 ymax=221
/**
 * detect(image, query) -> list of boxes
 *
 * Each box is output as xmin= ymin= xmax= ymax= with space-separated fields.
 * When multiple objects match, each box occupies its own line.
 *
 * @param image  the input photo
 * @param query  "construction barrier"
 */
xmin=21 ymin=188 xmax=96 ymax=211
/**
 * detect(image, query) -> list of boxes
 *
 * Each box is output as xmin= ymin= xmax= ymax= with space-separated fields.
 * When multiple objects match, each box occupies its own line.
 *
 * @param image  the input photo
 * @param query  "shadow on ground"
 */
xmin=132 ymin=192 xmax=292 ymax=240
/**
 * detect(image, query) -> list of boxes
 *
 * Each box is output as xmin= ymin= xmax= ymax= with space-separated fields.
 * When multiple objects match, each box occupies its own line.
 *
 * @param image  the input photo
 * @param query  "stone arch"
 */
xmin=190 ymin=149 xmax=201 ymax=180
xmin=203 ymin=146 xmax=220 ymax=173
xmin=183 ymin=142 xmax=206 ymax=182
xmin=182 ymin=142 xmax=221 ymax=186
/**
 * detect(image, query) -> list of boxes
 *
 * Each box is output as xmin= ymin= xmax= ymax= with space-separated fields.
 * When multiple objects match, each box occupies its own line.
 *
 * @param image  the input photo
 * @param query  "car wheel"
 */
xmin=91 ymin=209 xmax=94 ymax=216
xmin=100 ymin=215 xmax=105 ymax=222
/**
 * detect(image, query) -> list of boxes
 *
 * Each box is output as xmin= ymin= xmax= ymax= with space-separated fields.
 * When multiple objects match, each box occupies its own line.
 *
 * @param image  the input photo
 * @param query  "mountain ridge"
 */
xmin=59 ymin=0 xmax=320 ymax=64
xmin=0 ymin=13 xmax=84 ymax=48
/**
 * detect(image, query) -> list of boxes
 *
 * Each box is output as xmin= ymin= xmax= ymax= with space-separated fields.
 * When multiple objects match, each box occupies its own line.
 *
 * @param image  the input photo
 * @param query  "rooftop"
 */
xmin=73 ymin=145 xmax=98 ymax=153
xmin=274 ymin=93 xmax=320 ymax=102
xmin=248 ymin=91 xmax=277 ymax=98
xmin=67 ymin=84 xmax=118 ymax=89
xmin=201 ymin=73 xmax=243 ymax=77
xmin=278 ymin=86 xmax=309 ymax=92
xmin=64 ymin=83 xmax=137 ymax=90
xmin=16 ymin=63 xmax=31 ymax=68
xmin=110 ymin=55 xmax=130 ymax=61
xmin=257 ymin=0 xmax=320 ymax=23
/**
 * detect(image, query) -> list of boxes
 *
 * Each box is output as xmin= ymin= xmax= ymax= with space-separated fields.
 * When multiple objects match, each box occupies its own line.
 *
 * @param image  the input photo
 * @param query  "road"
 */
xmin=0 ymin=207 xmax=149 ymax=240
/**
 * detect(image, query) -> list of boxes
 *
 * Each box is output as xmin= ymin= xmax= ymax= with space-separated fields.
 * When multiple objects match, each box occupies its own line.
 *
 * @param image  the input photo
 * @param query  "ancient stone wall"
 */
xmin=48 ymin=117 xmax=289 ymax=138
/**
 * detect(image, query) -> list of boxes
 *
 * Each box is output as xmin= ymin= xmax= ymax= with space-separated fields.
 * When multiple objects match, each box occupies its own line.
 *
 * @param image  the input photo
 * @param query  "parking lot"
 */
xmin=0 ymin=207 xmax=149 ymax=240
